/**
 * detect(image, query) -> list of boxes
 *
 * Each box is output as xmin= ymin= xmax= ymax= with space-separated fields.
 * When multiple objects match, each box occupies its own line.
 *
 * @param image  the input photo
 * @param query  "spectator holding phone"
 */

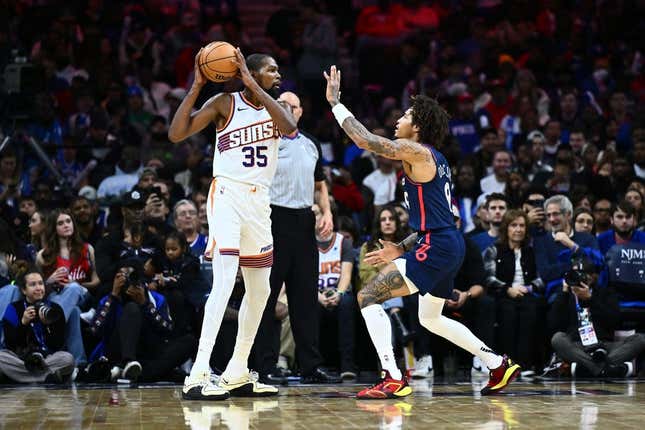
xmin=521 ymin=189 xmax=547 ymax=237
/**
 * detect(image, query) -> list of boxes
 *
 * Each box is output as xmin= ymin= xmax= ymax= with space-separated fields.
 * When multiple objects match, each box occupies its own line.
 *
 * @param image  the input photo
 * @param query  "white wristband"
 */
xmin=332 ymin=103 xmax=354 ymax=125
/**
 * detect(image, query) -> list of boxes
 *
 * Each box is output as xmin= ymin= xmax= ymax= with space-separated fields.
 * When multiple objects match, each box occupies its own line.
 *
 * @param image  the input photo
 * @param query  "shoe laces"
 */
xmin=248 ymin=370 xmax=259 ymax=382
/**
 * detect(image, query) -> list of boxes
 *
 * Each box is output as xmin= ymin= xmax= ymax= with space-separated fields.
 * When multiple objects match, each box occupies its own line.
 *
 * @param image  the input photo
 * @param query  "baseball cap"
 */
xmin=121 ymin=189 xmax=145 ymax=208
xmin=527 ymin=130 xmax=546 ymax=142
xmin=78 ymin=185 xmax=97 ymax=201
xmin=140 ymin=167 xmax=158 ymax=179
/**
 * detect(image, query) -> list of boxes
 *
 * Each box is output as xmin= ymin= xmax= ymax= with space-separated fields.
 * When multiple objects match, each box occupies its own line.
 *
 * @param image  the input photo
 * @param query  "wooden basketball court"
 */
xmin=0 ymin=378 xmax=643 ymax=428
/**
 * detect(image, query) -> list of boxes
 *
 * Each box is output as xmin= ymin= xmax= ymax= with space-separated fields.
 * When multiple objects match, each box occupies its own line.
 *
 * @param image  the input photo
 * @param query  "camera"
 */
xmin=123 ymin=268 xmax=140 ymax=289
xmin=32 ymin=301 xmax=62 ymax=325
xmin=564 ymin=269 xmax=588 ymax=287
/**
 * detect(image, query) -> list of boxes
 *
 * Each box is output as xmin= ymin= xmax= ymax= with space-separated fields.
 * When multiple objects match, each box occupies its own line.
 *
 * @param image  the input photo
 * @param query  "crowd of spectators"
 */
xmin=0 ymin=0 xmax=645 ymax=384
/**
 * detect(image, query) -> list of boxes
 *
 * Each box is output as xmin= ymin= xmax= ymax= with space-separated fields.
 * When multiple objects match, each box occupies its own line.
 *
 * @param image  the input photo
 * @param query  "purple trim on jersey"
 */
xmin=281 ymin=130 xmax=300 ymax=140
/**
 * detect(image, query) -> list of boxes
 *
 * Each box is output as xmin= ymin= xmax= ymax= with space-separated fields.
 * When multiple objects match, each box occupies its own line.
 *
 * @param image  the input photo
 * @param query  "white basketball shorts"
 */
xmin=204 ymin=177 xmax=273 ymax=267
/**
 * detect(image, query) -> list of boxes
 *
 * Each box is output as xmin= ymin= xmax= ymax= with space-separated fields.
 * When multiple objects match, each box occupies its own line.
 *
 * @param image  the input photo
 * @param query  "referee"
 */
xmin=252 ymin=91 xmax=340 ymax=384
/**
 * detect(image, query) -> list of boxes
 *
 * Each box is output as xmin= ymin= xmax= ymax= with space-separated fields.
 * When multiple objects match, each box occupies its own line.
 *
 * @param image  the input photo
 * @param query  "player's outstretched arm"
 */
xmin=323 ymin=66 xmax=429 ymax=163
xmin=232 ymin=48 xmax=297 ymax=135
xmin=168 ymin=49 xmax=222 ymax=143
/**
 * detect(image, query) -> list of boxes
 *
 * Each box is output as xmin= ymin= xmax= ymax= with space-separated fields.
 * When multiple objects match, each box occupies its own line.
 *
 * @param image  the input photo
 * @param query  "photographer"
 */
xmin=0 ymin=268 xmax=74 ymax=383
xmin=549 ymin=257 xmax=645 ymax=377
xmin=95 ymin=190 xmax=161 ymax=298
xmin=87 ymin=261 xmax=195 ymax=382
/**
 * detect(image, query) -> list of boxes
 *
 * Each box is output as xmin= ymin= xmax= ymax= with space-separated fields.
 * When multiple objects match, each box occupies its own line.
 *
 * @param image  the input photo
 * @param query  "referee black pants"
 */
xmin=251 ymin=205 xmax=322 ymax=376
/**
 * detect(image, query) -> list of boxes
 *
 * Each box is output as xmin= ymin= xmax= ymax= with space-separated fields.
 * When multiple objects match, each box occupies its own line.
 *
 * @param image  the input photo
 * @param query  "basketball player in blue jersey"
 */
xmin=324 ymin=66 xmax=520 ymax=399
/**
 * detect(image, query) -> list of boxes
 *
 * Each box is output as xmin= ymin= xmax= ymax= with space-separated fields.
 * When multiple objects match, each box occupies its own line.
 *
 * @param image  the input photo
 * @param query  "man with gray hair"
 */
xmin=534 ymin=195 xmax=599 ymax=299
xmin=173 ymin=199 xmax=207 ymax=257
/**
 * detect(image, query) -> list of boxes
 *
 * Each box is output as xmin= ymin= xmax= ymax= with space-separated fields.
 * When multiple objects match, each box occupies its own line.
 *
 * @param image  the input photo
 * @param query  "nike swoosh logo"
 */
xmin=237 ymin=107 xmax=249 ymax=111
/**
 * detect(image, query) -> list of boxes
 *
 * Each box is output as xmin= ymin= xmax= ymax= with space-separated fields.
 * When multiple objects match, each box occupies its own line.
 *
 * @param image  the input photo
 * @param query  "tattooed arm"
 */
xmin=339 ymin=117 xmax=430 ymax=162
xmin=324 ymin=65 xmax=432 ymax=163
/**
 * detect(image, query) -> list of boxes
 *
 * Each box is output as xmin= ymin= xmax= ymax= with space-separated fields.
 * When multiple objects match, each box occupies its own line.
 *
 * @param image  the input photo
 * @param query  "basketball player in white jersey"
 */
xmin=169 ymin=48 xmax=296 ymax=400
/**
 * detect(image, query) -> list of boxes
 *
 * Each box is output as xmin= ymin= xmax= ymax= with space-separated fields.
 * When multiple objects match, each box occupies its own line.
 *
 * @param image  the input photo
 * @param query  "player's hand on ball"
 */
xmin=364 ymin=239 xmax=404 ymax=266
xmin=193 ymin=48 xmax=206 ymax=88
xmin=232 ymin=47 xmax=254 ymax=88
xmin=323 ymin=65 xmax=341 ymax=107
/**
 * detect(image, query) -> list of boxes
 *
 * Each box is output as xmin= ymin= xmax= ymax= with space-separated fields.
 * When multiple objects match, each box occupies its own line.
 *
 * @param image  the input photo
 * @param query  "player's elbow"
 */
xmin=167 ymin=130 xmax=183 ymax=143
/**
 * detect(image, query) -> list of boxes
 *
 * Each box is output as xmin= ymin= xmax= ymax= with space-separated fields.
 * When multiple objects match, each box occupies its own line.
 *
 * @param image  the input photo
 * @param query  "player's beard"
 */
xmin=267 ymin=86 xmax=280 ymax=99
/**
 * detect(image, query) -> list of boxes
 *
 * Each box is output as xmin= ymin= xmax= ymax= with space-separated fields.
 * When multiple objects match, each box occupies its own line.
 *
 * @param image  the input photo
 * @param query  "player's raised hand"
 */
xmin=193 ymin=48 xmax=206 ymax=88
xmin=323 ymin=65 xmax=341 ymax=107
xmin=364 ymin=239 xmax=404 ymax=266
xmin=232 ymin=47 xmax=254 ymax=88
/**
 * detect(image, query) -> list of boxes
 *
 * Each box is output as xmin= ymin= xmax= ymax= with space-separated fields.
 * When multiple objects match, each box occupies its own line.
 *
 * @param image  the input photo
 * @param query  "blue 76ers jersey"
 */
xmin=402 ymin=145 xmax=455 ymax=232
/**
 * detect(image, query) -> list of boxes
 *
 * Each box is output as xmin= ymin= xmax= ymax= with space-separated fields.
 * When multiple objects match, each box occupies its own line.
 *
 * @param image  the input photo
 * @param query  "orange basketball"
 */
xmin=199 ymin=41 xmax=238 ymax=83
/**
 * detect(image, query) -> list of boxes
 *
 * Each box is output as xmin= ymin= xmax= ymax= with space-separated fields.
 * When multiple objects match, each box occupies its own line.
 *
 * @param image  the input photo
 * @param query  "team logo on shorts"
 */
xmin=260 ymin=244 xmax=273 ymax=253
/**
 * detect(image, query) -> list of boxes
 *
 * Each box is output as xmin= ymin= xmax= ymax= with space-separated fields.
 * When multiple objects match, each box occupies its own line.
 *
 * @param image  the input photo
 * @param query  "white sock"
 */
xmin=361 ymin=304 xmax=402 ymax=380
xmin=191 ymin=253 xmax=239 ymax=378
xmin=223 ymin=267 xmax=271 ymax=380
xmin=418 ymin=293 xmax=503 ymax=370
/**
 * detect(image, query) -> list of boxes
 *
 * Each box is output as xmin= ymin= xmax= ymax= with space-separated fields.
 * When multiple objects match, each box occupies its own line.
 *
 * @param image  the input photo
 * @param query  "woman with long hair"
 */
xmin=36 ymin=209 xmax=99 ymax=292
xmin=483 ymin=209 xmax=544 ymax=373
xmin=357 ymin=206 xmax=408 ymax=290
xmin=35 ymin=209 xmax=97 ymax=367
xmin=357 ymin=206 xmax=422 ymax=375
xmin=573 ymin=207 xmax=595 ymax=235
xmin=26 ymin=210 xmax=47 ymax=261
xmin=625 ymin=186 xmax=645 ymax=228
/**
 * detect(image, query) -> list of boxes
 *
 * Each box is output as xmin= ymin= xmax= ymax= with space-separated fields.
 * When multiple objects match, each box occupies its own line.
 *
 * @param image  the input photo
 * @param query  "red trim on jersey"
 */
xmin=318 ymin=234 xmax=338 ymax=254
xmin=219 ymin=248 xmax=240 ymax=256
xmin=240 ymin=91 xmax=264 ymax=110
xmin=239 ymin=250 xmax=273 ymax=267
xmin=216 ymin=94 xmax=235 ymax=132
xmin=417 ymin=184 xmax=426 ymax=231
xmin=425 ymin=232 xmax=431 ymax=246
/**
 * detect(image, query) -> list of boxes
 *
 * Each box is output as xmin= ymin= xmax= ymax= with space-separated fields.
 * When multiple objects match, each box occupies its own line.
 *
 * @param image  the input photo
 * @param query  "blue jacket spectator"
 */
xmin=598 ymin=201 xmax=645 ymax=255
xmin=471 ymin=193 xmax=508 ymax=253
xmin=535 ymin=195 xmax=601 ymax=298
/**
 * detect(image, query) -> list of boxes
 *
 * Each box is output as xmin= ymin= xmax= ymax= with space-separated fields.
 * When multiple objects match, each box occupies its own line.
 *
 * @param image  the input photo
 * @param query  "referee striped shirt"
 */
xmin=270 ymin=130 xmax=325 ymax=209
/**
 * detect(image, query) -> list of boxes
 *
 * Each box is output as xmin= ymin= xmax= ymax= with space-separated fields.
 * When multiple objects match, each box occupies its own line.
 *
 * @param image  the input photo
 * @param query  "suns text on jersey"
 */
xmin=217 ymin=120 xmax=279 ymax=153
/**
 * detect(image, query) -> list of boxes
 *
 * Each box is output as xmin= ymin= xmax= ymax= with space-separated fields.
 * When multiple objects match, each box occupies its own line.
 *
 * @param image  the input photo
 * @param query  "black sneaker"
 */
xmin=300 ymin=367 xmax=341 ymax=384
xmin=591 ymin=348 xmax=608 ymax=363
xmin=259 ymin=368 xmax=288 ymax=386
xmin=85 ymin=356 xmax=111 ymax=382
xmin=122 ymin=361 xmax=142 ymax=381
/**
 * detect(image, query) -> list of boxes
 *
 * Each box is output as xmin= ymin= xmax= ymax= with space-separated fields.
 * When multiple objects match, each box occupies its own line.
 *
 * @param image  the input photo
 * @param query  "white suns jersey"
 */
xmin=213 ymin=92 xmax=281 ymax=188
xmin=318 ymin=233 xmax=344 ymax=291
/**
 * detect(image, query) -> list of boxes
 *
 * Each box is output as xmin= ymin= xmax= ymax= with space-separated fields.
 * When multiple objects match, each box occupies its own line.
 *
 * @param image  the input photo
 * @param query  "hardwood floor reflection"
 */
xmin=0 ymin=379 xmax=643 ymax=429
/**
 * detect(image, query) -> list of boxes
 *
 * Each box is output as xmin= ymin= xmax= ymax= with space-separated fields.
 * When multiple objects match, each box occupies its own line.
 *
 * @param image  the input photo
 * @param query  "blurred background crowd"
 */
xmin=0 ymin=0 xmax=644 ymax=384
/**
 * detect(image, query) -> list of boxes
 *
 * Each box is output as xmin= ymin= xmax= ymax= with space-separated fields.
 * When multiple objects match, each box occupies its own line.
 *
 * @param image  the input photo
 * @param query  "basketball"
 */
xmin=199 ymin=41 xmax=238 ymax=83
